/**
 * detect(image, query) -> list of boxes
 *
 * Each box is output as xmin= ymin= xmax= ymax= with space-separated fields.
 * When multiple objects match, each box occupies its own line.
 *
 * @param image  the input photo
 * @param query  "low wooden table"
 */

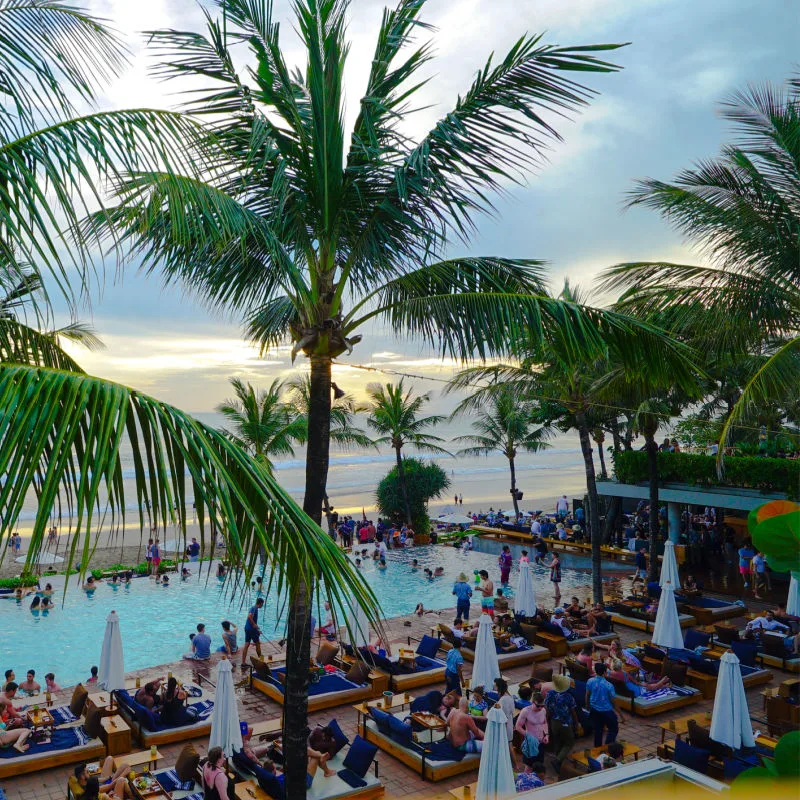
xmin=571 ymin=741 xmax=641 ymax=766
xmin=449 ymin=782 xmax=478 ymax=798
xmin=397 ymin=648 xmax=417 ymax=668
xmin=130 ymin=773 xmax=168 ymax=800
xmin=100 ymin=715 xmax=131 ymax=757
xmin=410 ymin=711 xmax=447 ymax=743
xmin=353 ymin=694 xmax=414 ymax=736
xmin=26 ymin=708 xmax=55 ymax=736
xmin=115 ymin=749 xmax=163 ymax=771
xmin=659 ymin=711 xmax=713 ymax=743
xmin=248 ymin=719 xmax=282 ymax=738
xmin=234 ymin=779 xmax=271 ymax=800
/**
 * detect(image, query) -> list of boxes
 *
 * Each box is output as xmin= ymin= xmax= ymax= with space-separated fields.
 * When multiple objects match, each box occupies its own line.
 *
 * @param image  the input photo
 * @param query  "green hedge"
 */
xmin=0 ymin=573 xmax=39 ymax=589
xmin=612 ymin=450 xmax=800 ymax=500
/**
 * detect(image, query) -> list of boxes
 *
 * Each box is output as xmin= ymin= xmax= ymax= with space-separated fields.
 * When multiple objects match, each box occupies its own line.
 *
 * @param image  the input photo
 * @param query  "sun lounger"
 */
xmin=115 ymin=689 xmax=215 ymax=746
xmin=359 ymin=637 xmax=448 ymax=692
xmin=0 ymin=725 xmax=105 ymax=779
xmin=434 ymin=626 xmax=550 ymax=668
xmin=608 ymin=603 xmax=696 ymax=632
xmin=232 ymin=720 xmax=385 ymax=800
xmin=361 ymin=708 xmax=480 ymax=782
xmin=678 ymin=597 xmax=745 ymax=626
xmin=252 ymin=663 xmax=384 ymax=712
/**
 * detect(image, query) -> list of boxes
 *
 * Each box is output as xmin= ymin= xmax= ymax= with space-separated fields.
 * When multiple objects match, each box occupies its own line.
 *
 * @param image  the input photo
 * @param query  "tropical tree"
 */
xmin=366 ymin=380 xmax=449 ymax=524
xmin=0 ymin=0 xmax=195 ymax=300
xmin=602 ymin=77 xmax=800 ymax=453
xmin=87 ymin=0 xmax=691 ymax=789
xmin=217 ymin=377 xmax=306 ymax=468
xmin=449 ymin=282 xmax=699 ymax=601
xmin=376 ymin=457 xmax=450 ymax=534
xmin=0 ymin=6 xmax=381 ymax=795
xmin=452 ymin=387 xmax=550 ymax=518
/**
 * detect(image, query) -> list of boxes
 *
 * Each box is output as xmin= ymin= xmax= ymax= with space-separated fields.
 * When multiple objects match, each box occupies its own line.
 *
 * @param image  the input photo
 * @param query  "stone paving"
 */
xmin=1 ymin=592 xmax=786 ymax=800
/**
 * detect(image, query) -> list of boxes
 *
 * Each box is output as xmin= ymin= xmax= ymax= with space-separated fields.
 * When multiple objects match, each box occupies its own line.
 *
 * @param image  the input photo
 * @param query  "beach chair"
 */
xmin=731 ymin=640 xmax=759 ymax=668
xmin=672 ymin=740 xmax=710 ymax=774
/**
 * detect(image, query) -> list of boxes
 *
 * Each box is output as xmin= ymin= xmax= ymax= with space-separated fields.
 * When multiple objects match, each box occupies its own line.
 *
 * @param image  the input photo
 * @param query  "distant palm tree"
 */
xmin=285 ymin=375 xmax=373 ymax=451
xmin=367 ymin=381 xmax=449 ymax=524
xmin=602 ymin=77 xmax=800 ymax=450
xmin=217 ymin=378 xmax=306 ymax=468
xmin=452 ymin=388 xmax=549 ymax=518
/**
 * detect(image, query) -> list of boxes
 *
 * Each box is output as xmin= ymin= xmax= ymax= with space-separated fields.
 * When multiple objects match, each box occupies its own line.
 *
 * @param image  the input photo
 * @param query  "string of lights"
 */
xmin=343 ymin=361 xmax=800 ymax=442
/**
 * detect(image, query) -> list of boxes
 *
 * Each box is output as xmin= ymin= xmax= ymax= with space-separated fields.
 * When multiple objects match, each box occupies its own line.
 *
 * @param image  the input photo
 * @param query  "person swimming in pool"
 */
xmin=354 ymin=557 xmax=362 ymax=568
xmin=83 ymin=575 xmax=101 ymax=592
xmin=434 ymin=566 xmax=444 ymax=577
xmin=161 ymin=574 xmax=170 ymax=586
xmin=30 ymin=596 xmax=41 ymax=611
xmin=411 ymin=558 xmax=419 ymax=570
xmin=40 ymin=583 xmax=54 ymax=598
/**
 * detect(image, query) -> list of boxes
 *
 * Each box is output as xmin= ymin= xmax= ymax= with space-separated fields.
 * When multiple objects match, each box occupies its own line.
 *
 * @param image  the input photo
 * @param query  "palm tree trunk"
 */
xmin=395 ymin=445 xmax=413 ymax=524
xmin=576 ymin=411 xmax=602 ymax=603
xmin=509 ymin=456 xmax=520 ymax=517
xmin=284 ymin=355 xmax=332 ymax=799
xmin=645 ymin=430 xmax=660 ymax=582
xmin=597 ymin=442 xmax=608 ymax=479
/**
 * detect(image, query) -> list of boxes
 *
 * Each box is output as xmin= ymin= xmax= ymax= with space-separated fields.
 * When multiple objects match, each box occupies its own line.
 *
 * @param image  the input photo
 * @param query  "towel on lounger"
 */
xmin=156 ymin=769 xmax=195 ymax=792
xmin=50 ymin=705 xmax=78 ymax=725
xmin=190 ymin=700 xmax=214 ymax=720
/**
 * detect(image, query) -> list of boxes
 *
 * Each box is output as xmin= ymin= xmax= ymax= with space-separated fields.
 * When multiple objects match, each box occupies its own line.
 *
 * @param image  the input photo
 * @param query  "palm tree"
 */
xmin=217 ymin=377 xmax=306 ymax=468
xmin=449 ymin=283 xmax=699 ymax=601
xmin=452 ymin=388 xmax=549 ymax=517
xmin=602 ymin=77 xmax=800 ymax=451
xmin=0 ymin=0 xmax=196 ymax=300
xmin=91 ymin=4 xmax=641 ymax=784
xmin=0 ymin=7 xmax=382 ymax=791
xmin=367 ymin=380 xmax=449 ymax=524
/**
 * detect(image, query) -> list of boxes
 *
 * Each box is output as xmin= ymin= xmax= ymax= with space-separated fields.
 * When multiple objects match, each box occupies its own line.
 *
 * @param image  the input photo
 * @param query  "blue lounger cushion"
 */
xmin=0 ymin=726 xmax=91 ymax=758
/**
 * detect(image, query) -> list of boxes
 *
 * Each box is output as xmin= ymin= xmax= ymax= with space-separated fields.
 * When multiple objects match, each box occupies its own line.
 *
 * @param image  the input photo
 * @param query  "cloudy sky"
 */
xmin=57 ymin=0 xmax=797 ymax=414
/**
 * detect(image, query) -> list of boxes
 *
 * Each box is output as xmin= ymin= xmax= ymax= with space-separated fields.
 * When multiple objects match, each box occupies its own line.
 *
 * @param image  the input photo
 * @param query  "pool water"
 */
xmin=2 ymin=545 xmax=595 ymax=689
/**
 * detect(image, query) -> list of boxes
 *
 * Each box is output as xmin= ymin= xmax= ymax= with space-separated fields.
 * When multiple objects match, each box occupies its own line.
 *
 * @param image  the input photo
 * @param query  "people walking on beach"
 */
xmin=240 ymin=597 xmax=265 ymax=667
xmin=498 ymin=545 xmax=513 ymax=586
xmin=151 ymin=539 xmax=161 ymax=576
xmin=738 ymin=540 xmax=755 ymax=589
xmin=453 ymin=573 xmax=473 ymax=623
xmin=556 ymin=495 xmax=569 ymax=519
xmin=187 ymin=537 xmax=200 ymax=562
xmin=145 ymin=538 xmax=153 ymax=571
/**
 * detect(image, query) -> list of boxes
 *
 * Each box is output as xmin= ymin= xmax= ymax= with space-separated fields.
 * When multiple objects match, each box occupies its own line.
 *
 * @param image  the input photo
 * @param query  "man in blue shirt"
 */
xmin=240 ymin=597 xmax=265 ymax=668
xmin=186 ymin=537 xmax=201 ymax=562
xmin=585 ymin=663 xmax=623 ymax=746
xmin=452 ymin=573 xmax=473 ymax=623
xmin=444 ymin=639 xmax=464 ymax=695
xmin=184 ymin=623 xmax=211 ymax=660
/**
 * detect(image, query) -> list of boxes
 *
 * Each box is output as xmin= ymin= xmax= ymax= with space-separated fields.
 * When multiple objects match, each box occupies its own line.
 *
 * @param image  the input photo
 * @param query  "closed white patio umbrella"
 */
xmin=470 ymin=614 xmax=501 ymax=692
xmin=710 ymin=650 xmax=755 ymax=751
xmin=659 ymin=540 xmax=680 ymax=588
xmin=514 ymin=562 xmax=537 ymax=618
xmin=787 ymin=572 xmax=800 ymax=617
xmin=475 ymin=704 xmax=516 ymax=800
xmin=651 ymin=582 xmax=683 ymax=650
xmin=98 ymin=611 xmax=126 ymax=702
xmin=209 ymin=658 xmax=242 ymax=757
xmin=344 ymin=596 xmax=370 ymax=649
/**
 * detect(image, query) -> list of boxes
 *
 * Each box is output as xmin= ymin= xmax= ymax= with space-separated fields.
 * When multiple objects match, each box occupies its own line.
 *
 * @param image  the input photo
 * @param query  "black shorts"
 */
xmin=245 ymin=629 xmax=261 ymax=644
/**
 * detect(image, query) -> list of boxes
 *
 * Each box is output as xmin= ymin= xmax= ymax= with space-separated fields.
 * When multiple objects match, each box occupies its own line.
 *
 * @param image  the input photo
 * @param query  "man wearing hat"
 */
xmin=543 ymin=674 xmax=579 ymax=774
xmin=452 ymin=572 xmax=473 ymax=624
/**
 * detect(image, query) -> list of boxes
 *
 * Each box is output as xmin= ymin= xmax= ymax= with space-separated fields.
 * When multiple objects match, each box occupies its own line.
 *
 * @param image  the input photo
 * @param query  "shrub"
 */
xmin=376 ymin=458 xmax=450 ymax=534
xmin=90 ymin=568 xmax=104 ymax=580
xmin=612 ymin=450 xmax=800 ymax=500
xmin=0 ymin=573 xmax=39 ymax=589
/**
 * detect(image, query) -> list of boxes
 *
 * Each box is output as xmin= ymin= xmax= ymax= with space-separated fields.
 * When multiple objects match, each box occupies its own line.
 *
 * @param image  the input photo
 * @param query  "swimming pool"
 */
xmin=2 ymin=545 xmax=596 ymax=689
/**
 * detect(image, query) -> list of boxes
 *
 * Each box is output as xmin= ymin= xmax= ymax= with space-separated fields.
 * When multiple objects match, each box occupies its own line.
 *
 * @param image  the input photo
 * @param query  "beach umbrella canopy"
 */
xmin=14 ymin=551 xmax=64 ymax=565
xmin=787 ymin=572 xmax=800 ymax=617
xmin=438 ymin=514 xmax=475 ymax=526
xmin=514 ymin=562 xmax=537 ymax=617
xmin=475 ymin=704 xmax=516 ymax=800
xmin=659 ymin=540 xmax=680 ymax=588
xmin=344 ymin=596 xmax=370 ymax=649
xmin=209 ymin=658 xmax=243 ymax=757
xmin=710 ymin=650 xmax=755 ymax=751
xmin=471 ymin=613 xmax=501 ymax=691
xmin=98 ymin=611 xmax=125 ymax=692
xmin=651 ymin=583 xmax=683 ymax=650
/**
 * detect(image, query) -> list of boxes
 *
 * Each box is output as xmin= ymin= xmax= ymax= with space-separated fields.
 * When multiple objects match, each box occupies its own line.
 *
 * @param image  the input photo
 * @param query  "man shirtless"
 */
xmin=447 ymin=697 xmax=485 ymax=752
xmin=479 ymin=571 xmax=495 ymax=618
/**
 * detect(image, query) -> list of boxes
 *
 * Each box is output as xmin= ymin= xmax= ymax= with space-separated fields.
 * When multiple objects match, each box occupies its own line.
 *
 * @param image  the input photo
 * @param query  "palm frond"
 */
xmin=50 ymin=321 xmax=104 ymax=351
xmin=0 ymin=317 xmax=84 ymax=371
xmin=0 ymin=364 xmax=381 ymax=627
